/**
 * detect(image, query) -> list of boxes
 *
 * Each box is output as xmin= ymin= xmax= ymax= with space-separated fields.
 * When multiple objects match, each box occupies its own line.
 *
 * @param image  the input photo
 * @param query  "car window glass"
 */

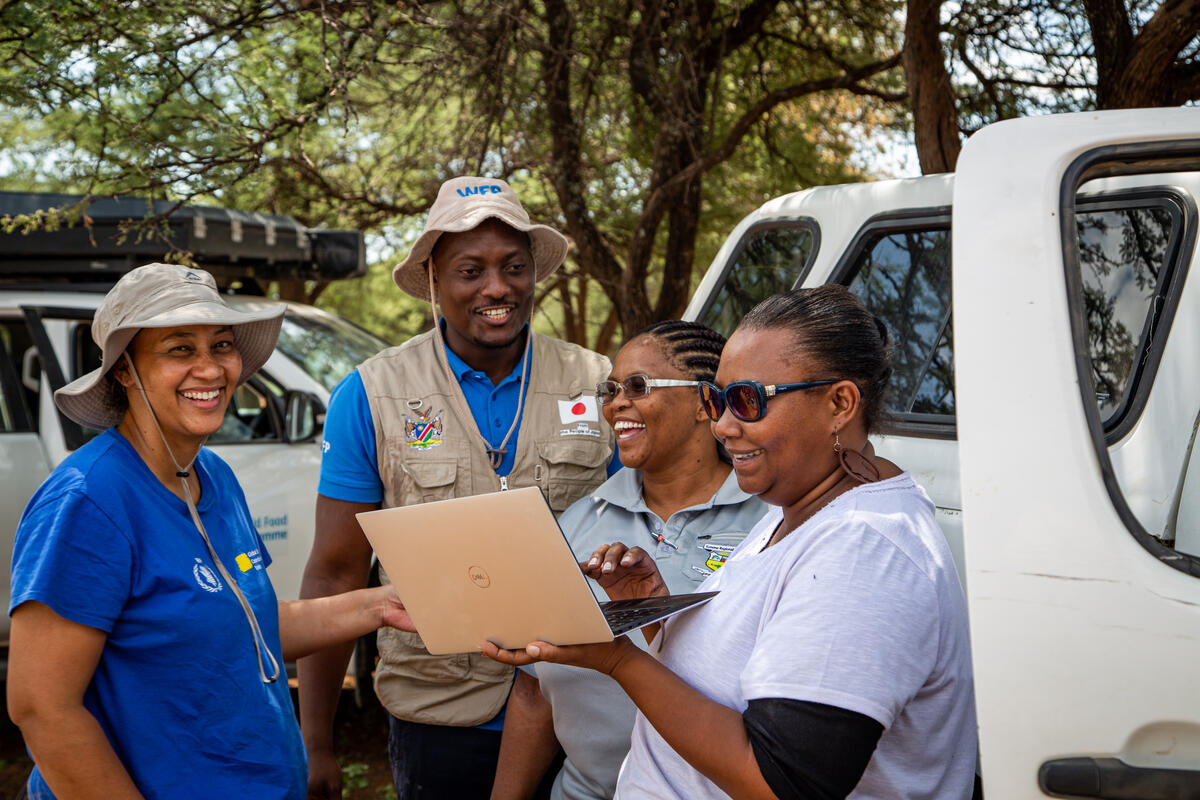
xmin=700 ymin=224 xmax=814 ymax=339
xmin=275 ymin=309 xmax=388 ymax=393
xmin=1065 ymin=173 xmax=1198 ymax=572
xmin=1075 ymin=198 xmax=1180 ymax=428
xmin=210 ymin=379 xmax=280 ymax=443
xmin=0 ymin=322 xmax=32 ymax=432
xmin=2 ymin=319 xmax=38 ymax=431
xmin=843 ymin=227 xmax=953 ymax=418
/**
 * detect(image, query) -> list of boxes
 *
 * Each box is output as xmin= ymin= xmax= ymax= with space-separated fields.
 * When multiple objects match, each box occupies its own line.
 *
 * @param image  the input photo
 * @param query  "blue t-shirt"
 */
xmin=10 ymin=428 xmax=306 ymax=799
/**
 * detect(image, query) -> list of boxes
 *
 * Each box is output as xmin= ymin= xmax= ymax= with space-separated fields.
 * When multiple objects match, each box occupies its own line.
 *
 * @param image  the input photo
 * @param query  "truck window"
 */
xmin=211 ymin=375 xmax=284 ymax=444
xmin=835 ymin=194 xmax=1178 ymax=432
xmin=1 ymin=320 xmax=36 ymax=433
xmin=699 ymin=223 xmax=815 ymax=339
xmin=274 ymin=308 xmax=389 ymax=393
xmin=840 ymin=225 xmax=954 ymax=421
xmin=1075 ymin=194 xmax=1183 ymax=435
xmin=1066 ymin=171 xmax=1199 ymax=569
xmin=0 ymin=323 xmax=32 ymax=433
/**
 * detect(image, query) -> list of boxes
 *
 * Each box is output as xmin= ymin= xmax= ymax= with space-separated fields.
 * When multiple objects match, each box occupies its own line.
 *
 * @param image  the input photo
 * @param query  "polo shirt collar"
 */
xmin=591 ymin=466 xmax=754 ymax=514
xmin=439 ymin=319 xmax=530 ymax=385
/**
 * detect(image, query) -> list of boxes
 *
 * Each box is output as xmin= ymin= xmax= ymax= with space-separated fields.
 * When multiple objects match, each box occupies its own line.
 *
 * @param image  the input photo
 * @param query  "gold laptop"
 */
xmin=356 ymin=486 xmax=717 ymax=655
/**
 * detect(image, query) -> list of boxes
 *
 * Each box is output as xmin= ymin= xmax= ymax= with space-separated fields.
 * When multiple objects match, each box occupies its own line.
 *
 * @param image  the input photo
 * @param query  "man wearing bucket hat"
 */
xmin=7 ymin=264 xmax=413 ymax=799
xmin=298 ymin=177 xmax=616 ymax=799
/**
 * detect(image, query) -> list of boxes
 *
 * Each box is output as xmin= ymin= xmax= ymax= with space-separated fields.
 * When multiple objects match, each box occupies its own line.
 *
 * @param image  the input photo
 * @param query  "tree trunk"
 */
xmin=903 ymin=0 xmax=961 ymax=174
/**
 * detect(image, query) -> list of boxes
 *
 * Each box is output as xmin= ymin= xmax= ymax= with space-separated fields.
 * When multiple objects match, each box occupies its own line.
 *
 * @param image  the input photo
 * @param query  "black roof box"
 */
xmin=0 ymin=192 xmax=366 ymax=285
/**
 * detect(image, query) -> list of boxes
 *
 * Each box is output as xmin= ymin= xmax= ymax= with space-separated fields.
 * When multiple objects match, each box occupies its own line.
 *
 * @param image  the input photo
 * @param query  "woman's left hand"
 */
xmin=480 ymin=635 xmax=640 ymax=676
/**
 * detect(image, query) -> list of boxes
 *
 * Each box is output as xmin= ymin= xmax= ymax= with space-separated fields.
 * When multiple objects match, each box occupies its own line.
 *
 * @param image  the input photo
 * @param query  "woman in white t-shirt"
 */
xmin=483 ymin=285 xmax=977 ymax=800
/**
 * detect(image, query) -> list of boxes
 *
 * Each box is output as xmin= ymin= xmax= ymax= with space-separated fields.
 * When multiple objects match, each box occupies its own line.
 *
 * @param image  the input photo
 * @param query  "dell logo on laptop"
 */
xmin=468 ymin=566 xmax=491 ymax=588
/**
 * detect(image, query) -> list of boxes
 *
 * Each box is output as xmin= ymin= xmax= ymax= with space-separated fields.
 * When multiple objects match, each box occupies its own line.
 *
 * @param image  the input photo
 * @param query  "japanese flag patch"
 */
xmin=558 ymin=395 xmax=599 ymax=423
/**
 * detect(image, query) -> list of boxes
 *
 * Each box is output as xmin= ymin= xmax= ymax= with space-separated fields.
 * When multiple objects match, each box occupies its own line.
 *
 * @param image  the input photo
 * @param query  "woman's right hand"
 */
xmin=581 ymin=542 xmax=668 ymax=602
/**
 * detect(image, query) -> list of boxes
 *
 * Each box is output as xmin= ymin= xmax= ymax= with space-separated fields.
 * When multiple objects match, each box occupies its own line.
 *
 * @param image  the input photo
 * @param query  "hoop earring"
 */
xmin=833 ymin=429 xmax=880 ymax=484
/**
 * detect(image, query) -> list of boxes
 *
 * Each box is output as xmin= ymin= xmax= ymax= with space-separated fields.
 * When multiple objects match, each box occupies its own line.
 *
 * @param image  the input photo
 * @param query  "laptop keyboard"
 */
xmin=601 ymin=592 xmax=718 ymax=636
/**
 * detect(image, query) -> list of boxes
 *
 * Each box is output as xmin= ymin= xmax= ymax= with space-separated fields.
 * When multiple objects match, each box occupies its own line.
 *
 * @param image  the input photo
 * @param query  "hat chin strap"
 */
xmin=124 ymin=354 xmax=280 ymax=683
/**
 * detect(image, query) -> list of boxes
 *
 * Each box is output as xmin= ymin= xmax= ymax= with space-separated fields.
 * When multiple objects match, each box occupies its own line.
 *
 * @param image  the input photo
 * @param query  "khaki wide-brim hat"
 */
xmin=392 ymin=176 xmax=569 ymax=301
xmin=55 ymin=263 xmax=285 ymax=431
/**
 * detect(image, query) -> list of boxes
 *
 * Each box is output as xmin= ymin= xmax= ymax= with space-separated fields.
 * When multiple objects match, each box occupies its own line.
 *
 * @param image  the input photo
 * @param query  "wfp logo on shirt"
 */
xmin=193 ymin=558 xmax=223 ymax=593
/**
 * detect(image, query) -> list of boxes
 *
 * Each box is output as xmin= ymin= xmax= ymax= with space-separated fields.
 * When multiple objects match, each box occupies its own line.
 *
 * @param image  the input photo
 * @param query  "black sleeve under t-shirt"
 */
xmin=742 ymin=697 xmax=884 ymax=800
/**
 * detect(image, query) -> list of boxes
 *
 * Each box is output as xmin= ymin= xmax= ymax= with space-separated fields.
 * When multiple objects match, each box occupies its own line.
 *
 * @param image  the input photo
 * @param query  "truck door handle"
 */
xmin=1039 ymin=757 xmax=1200 ymax=799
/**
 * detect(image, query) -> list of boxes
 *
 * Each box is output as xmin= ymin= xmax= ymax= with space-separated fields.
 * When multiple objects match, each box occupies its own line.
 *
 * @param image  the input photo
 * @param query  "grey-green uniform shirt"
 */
xmin=533 ymin=467 xmax=767 ymax=800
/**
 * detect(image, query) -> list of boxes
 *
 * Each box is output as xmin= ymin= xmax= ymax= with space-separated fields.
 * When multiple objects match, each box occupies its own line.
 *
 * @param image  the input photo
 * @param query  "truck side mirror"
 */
xmin=283 ymin=390 xmax=325 ymax=443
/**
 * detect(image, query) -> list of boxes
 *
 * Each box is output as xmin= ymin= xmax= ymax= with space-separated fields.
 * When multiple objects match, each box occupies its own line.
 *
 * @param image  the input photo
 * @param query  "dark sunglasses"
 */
xmin=596 ymin=373 xmax=700 ymax=405
xmin=698 ymin=379 xmax=839 ymax=422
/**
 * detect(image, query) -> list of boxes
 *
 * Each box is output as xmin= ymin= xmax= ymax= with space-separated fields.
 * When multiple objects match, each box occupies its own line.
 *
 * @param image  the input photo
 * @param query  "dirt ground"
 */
xmin=0 ymin=688 xmax=395 ymax=799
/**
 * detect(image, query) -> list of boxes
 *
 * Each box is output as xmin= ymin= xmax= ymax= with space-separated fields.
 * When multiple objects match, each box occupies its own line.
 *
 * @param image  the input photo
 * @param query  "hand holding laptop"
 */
xmin=481 ymin=542 xmax=667 ymax=671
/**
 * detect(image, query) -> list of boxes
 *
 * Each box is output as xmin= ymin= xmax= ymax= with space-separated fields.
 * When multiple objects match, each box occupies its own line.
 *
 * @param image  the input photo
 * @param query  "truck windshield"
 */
xmin=275 ymin=308 xmax=389 ymax=392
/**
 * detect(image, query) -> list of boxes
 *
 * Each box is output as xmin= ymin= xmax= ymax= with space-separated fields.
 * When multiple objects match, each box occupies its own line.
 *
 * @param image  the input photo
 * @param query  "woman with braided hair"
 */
xmin=490 ymin=320 xmax=766 ymax=800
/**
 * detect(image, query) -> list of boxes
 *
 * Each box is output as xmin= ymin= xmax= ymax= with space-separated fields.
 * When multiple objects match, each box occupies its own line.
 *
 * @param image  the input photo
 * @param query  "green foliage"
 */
xmin=341 ymin=761 xmax=370 ymax=796
xmin=0 ymin=0 xmax=908 ymax=346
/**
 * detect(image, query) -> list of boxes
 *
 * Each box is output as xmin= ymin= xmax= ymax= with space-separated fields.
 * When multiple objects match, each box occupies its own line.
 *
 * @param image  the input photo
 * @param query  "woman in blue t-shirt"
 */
xmin=7 ymin=264 xmax=410 ymax=800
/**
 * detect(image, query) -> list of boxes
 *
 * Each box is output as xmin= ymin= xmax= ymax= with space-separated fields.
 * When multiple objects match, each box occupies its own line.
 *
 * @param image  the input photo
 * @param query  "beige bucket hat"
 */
xmin=54 ymin=263 xmax=285 ymax=430
xmin=392 ymin=176 xmax=569 ymax=301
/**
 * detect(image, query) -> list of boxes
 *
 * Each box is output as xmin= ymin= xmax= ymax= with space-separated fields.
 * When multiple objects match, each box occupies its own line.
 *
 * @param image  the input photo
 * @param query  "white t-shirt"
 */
xmin=614 ymin=474 xmax=977 ymax=800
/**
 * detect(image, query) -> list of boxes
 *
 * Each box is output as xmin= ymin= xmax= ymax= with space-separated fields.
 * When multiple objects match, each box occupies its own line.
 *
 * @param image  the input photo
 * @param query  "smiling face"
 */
xmin=711 ymin=327 xmax=847 ymax=508
xmin=431 ymin=218 xmax=535 ymax=361
xmin=602 ymin=336 xmax=709 ymax=474
xmin=117 ymin=324 xmax=241 ymax=451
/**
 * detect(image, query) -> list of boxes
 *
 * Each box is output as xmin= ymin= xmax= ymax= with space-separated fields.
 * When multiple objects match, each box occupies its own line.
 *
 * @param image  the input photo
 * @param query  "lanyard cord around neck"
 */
xmin=125 ymin=356 xmax=281 ymax=683
xmin=427 ymin=264 xmax=532 ymax=472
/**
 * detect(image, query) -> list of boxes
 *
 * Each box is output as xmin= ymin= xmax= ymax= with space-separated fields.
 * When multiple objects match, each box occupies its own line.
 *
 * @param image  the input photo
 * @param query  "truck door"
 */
xmin=955 ymin=109 xmax=1200 ymax=797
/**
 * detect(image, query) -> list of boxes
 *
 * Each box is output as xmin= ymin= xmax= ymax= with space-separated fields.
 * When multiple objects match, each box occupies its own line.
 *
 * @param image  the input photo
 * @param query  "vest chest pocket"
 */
xmin=402 ymin=459 xmax=459 ymax=504
xmin=536 ymin=439 xmax=608 ymax=512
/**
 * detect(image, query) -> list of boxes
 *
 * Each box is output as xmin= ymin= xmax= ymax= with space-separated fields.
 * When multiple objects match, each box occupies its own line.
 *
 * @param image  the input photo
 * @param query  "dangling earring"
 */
xmin=834 ymin=430 xmax=880 ymax=484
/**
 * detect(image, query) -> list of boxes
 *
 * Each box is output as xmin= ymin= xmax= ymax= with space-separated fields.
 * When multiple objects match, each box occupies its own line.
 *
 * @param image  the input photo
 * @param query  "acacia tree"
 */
xmin=0 ymin=0 xmax=907 ymax=348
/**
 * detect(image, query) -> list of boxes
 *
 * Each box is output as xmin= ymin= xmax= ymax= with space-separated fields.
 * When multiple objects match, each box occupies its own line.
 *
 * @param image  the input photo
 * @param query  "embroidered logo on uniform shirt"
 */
xmin=703 ymin=541 xmax=736 ymax=572
xmin=404 ymin=407 xmax=444 ymax=449
xmin=193 ymin=558 xmax=223 ymax=592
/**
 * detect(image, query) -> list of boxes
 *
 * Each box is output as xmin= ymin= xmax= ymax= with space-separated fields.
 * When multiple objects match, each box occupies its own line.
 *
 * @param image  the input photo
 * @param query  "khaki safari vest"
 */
xmin=360 ymin=329 xmax=613 ymax=726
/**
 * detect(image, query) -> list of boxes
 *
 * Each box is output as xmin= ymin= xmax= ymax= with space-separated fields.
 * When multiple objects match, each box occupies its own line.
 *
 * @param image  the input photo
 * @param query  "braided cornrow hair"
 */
xmin=630 ymin=319 xmax=727 ymax=384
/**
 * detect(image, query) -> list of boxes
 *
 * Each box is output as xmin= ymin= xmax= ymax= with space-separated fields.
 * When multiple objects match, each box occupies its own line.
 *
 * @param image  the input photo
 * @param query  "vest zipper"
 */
xmin=499 ymin=476 xmax=509 ymax=491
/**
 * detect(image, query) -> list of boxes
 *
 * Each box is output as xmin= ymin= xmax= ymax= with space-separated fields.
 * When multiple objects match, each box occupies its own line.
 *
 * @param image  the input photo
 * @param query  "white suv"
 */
xmin=685 ymin=109 xmax=1200 ymax=796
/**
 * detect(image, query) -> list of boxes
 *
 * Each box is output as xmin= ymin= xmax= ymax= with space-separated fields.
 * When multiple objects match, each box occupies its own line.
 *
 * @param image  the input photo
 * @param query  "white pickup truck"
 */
xmin=685 ymin=108 xmax=1200 ymax=798
xmin=0 ymin=196 xmax=389 ymax=680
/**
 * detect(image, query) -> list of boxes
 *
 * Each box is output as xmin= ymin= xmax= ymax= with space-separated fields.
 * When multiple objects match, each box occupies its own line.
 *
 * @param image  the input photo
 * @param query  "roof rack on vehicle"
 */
xmin=0 ymin=191 xmax=366 ymax=288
